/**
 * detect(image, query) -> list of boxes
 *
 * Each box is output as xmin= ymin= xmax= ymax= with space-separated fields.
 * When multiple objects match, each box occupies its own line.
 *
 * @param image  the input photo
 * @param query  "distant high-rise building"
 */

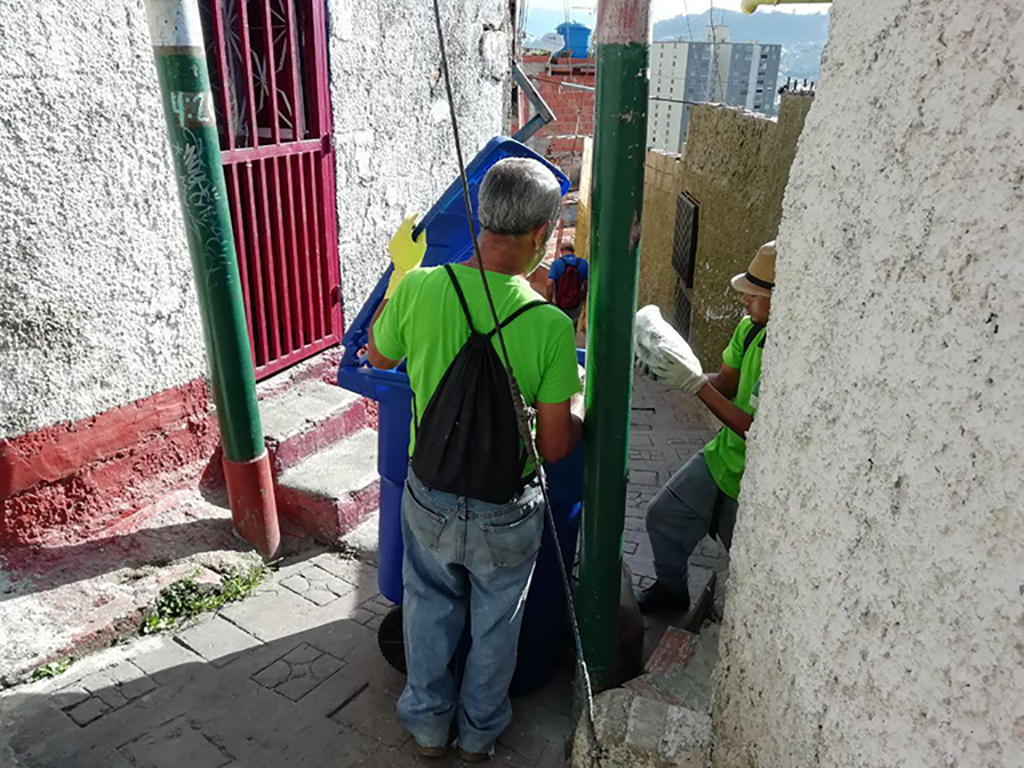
xmin=647 ymin=28 xmax=782 ymax=152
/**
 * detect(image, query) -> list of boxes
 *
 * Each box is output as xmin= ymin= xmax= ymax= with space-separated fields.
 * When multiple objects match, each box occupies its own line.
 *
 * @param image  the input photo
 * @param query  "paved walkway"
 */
xmin=0 ymin=373 xmax=728 ymax=768
xmin=626 ymin=374 xmax=729 ymax=659
xmin=626 ymin=373 xmax=728 ymax=597
xmin=1 ymin=546 xmax=573 ymax=768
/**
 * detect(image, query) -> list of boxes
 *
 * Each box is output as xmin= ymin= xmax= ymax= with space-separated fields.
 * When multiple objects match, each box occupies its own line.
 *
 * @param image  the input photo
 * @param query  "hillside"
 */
xmin=653 ymin=8 xmax=829 ymax=47
xmin=522 ymin=7 xmax=829 ymax=84
xmin=655 ymin=8 xmax=829 ymax=83
xmin=523 ymin=9 xmax=596 ymax=39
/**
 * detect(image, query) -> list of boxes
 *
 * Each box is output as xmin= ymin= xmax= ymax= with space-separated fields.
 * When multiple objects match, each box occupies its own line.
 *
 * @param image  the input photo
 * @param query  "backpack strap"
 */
xmin=485 ymin=300 xmax=549 ymax=339
xmin=446 ymin=264 xmax=549 ymax=337
xmin=742 ymin=322 xmax=766 ymax=354
xmin=444 ymin=264 xmax=477 ymax=334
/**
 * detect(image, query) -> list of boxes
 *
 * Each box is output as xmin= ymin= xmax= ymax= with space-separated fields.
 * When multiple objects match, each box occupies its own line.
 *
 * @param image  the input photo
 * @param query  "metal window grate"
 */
xmin=674 ymin=286 xmax=692 ymax=340
xmin=671 ymin=192 xmax=699 ymax=289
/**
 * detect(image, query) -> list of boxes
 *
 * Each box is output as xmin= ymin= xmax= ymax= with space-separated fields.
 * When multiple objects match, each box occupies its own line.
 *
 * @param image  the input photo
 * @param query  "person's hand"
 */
xmin=634 ymin=305 xmax=707 ymax=395
xmin=385 ymin=214 xmax=426 ymax=299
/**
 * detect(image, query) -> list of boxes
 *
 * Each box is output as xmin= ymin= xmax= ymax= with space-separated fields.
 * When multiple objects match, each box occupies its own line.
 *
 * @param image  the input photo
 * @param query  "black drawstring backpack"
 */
xmin=411 ymin=265 xmax=548 ymax=504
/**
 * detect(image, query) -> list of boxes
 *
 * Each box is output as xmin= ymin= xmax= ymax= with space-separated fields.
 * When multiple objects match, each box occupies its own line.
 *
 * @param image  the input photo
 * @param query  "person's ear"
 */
xmin=533 ymin=222 xmax=551 ymax=250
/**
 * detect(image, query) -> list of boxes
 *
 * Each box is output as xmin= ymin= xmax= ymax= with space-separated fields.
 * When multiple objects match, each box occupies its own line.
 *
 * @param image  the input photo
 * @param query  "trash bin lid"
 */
xmin=338 ymin=136 xmax=570 ymax=396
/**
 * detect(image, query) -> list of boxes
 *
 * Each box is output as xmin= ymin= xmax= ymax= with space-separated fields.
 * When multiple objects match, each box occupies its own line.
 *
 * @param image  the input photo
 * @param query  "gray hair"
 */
xmin=478 ymin=158 xmax=562 ymax=236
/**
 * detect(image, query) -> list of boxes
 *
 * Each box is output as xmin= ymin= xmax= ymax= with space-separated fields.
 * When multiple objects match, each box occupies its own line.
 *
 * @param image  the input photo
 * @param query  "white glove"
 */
xmin=634 ymin=305 xmax=708 ymax=395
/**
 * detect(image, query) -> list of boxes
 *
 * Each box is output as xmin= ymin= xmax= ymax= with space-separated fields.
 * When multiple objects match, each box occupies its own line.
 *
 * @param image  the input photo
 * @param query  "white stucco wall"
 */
xmin=0 ymin=0 xmax=510 ymax=439
xmin=712 ymin=3 xmax=1024 ymax=767
xmin=327 ymin=0 xmax=511 ymax=318
xmin=0 ymin=1 xmax=205 ymax=439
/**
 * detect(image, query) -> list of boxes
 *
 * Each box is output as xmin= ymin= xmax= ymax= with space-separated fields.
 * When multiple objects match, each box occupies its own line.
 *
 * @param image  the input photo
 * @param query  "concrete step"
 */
xmin=260 ymin=379 xmax=372 ymax=473
xmin=275 ymin=428 xmax=380 ymax=546
xmin=628 ymin=624 xmax=719 ymax=711
xmin=575 ymin=626 xmax=719 ymax=767
xmin=573 ymin=686 xmax=712 ymax=768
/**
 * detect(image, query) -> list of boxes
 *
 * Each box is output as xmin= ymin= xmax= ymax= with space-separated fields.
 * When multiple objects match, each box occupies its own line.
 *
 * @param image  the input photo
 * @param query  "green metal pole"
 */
xmin=144 ymin=0 xmax=279 ymax=559
xmin=578 ymin=0 xmax=650 ymax=692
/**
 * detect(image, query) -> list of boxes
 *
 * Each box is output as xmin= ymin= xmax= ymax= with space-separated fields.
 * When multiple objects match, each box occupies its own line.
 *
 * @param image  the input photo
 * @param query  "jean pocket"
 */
xmin=479 ymin=504 xmax=544 ymax=569
xmin=403 ymin=485 xmax=448 ymax=552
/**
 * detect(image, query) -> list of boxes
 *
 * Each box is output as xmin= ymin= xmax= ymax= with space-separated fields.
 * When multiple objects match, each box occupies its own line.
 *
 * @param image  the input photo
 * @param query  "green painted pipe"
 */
xmin=578 ymin=0 xmax=650 ymax=692
xmin=144 ymin=0 xmax=279 ymax=558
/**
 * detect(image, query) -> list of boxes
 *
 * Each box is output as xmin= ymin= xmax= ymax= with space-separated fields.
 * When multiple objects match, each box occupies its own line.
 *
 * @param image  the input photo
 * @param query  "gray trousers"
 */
xmin=645 ymin=453 xmax=737 ymax=594
xmin=563 ymin=303 xmax=582 ymax=330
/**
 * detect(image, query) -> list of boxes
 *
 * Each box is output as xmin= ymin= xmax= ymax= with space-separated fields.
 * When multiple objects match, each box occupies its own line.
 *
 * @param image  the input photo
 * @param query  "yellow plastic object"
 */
xmin=741 ymin=0 xmax=831 ymax=13
xmin=385 ymin=214 xmax=427 ymax=299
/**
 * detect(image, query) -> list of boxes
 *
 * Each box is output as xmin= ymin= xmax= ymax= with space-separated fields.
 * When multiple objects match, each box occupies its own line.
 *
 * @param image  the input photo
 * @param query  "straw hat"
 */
xmin=730 ymin=241 xmax=776 ymax=297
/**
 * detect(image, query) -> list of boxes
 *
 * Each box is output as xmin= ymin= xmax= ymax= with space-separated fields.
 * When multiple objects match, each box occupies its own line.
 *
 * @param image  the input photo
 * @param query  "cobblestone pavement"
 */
xmin=0 ymin=373 xmax=725 ymax=768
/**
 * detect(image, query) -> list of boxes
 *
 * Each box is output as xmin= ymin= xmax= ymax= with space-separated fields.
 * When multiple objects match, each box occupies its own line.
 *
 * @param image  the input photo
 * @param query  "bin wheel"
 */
xmin=378 ymin=605 xmax=407 ymax=674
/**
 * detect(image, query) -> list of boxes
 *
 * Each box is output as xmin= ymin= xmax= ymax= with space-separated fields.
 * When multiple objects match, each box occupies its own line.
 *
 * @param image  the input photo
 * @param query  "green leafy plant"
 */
xmin=29 ymin=658 xmax=72 ymax=682
xmin=217 ymin=565 xmax=268 ymax=603
xmin=141 ymin=564 xmax=267 ymax=635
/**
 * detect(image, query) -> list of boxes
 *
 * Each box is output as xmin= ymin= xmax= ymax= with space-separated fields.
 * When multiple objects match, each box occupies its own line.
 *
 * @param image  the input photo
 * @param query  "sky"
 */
xmin=527 ymin=0 xmax=827 ymax=25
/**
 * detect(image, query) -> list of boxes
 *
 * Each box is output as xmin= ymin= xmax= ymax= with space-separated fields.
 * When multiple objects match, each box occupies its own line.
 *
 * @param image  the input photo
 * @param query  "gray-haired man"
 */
xmin=368 ymin=158 xmax=584 ymax=760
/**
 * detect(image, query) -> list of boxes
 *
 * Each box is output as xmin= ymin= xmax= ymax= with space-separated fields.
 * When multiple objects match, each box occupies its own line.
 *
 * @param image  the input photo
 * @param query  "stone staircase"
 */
xmin=0 ymin=359 xmax=381 ymax=685
xmin=573 ymin=624 xmax=719 ymax=767
xmin=257 ymin=377 xmax=380 ymax=547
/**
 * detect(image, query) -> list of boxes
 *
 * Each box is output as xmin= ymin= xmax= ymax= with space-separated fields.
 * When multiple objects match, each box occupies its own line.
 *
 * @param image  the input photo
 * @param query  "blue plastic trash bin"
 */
xmin=508 ymin=435 xmax=584 ymax=695
xmin=337 ymin=136 xmax=579 ymax=694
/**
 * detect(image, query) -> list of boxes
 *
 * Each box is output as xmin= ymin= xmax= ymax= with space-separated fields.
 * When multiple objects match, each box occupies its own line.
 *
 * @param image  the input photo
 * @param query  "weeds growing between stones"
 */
xmin=141 ymin=564 xmax=267 ymax=635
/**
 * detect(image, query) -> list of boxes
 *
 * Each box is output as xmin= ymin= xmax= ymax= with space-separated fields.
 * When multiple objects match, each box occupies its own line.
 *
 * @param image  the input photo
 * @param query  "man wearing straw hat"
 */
xmin=632 ymin=241 xmax=776 ymax=614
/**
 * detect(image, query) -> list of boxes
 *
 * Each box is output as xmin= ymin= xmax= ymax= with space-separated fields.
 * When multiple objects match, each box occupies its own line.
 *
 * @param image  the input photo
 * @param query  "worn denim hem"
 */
xmin=455 ymin=737 xmax=497 ymax=756
xmin=401 ymin=722 xmax=452 ymax=750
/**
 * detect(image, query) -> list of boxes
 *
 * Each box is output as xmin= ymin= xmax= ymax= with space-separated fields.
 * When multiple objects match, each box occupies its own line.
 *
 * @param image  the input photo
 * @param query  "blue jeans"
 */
xmin=646 ymin=453 xmax=738 ymax=594
xmin=398 ymin=467 xmax=544 ymax=754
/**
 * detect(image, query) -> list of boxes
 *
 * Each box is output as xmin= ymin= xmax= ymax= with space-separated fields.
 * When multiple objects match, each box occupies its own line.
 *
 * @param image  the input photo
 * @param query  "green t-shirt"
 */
xmin=372 ymin=264 xmax=582 ymax=475
xmin=703 ymin=317 xmax=766 ymax=499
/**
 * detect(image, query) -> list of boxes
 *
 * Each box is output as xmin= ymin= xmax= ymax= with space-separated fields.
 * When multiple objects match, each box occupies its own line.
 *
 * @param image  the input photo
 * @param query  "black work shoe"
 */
xmin=636 ymin=581 xmax=691 ymax=615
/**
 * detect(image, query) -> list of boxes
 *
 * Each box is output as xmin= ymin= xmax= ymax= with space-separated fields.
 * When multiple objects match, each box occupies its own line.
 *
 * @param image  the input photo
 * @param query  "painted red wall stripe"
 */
xmin=0 ymin=379 xmax=212 ymax=502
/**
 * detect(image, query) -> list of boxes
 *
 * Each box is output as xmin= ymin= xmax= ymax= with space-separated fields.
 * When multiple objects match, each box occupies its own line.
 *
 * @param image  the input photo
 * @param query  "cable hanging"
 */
xmin=429 ymin=0 xmax=601 ymax=755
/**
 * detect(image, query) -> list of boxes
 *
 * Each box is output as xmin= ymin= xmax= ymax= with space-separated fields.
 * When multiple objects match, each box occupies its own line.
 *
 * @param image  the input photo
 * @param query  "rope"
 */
xmin=429 ymin=0 xmax=601 ymax=757
xmin=682 ymin=0 xmax=695 ymax=42
xmin=707 ymin=1 xmax=727 ymax=101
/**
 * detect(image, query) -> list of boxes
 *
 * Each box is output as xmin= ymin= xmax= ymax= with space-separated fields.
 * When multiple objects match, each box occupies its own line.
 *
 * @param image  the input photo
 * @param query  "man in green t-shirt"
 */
xmin=633 ymin=242 xmax=776 ymax=615
xmin=367 ymin=159 xmax=583 ymax=760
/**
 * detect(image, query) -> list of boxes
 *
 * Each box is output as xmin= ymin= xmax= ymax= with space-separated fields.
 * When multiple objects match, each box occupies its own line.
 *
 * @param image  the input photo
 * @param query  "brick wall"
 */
xmin=515 ymin=55 xmax=595 ymax=185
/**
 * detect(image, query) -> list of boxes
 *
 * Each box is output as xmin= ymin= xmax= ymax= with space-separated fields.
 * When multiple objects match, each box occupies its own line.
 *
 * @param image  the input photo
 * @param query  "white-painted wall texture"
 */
xmin=713 ymin=3 xmax=1024 ymax=767
xmin=327 ymin=0 xmax=510 ymax=317
xmin=0 ymin=0 xmax=510 ymax=439
xmin=0 ymin=2 xmax=204 ymax=439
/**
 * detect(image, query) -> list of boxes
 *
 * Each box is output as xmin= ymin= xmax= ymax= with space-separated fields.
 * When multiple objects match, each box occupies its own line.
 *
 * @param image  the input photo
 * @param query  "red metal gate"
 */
xmin=200 ymin=0 xmax=341 ymax=379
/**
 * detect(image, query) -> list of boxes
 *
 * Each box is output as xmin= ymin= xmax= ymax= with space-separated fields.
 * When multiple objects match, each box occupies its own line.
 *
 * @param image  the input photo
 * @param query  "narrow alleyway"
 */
xmin=626 ymin=373 xmax=728 ymax=659
xmin=0 ymin=373 xmax=725 ymax=767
